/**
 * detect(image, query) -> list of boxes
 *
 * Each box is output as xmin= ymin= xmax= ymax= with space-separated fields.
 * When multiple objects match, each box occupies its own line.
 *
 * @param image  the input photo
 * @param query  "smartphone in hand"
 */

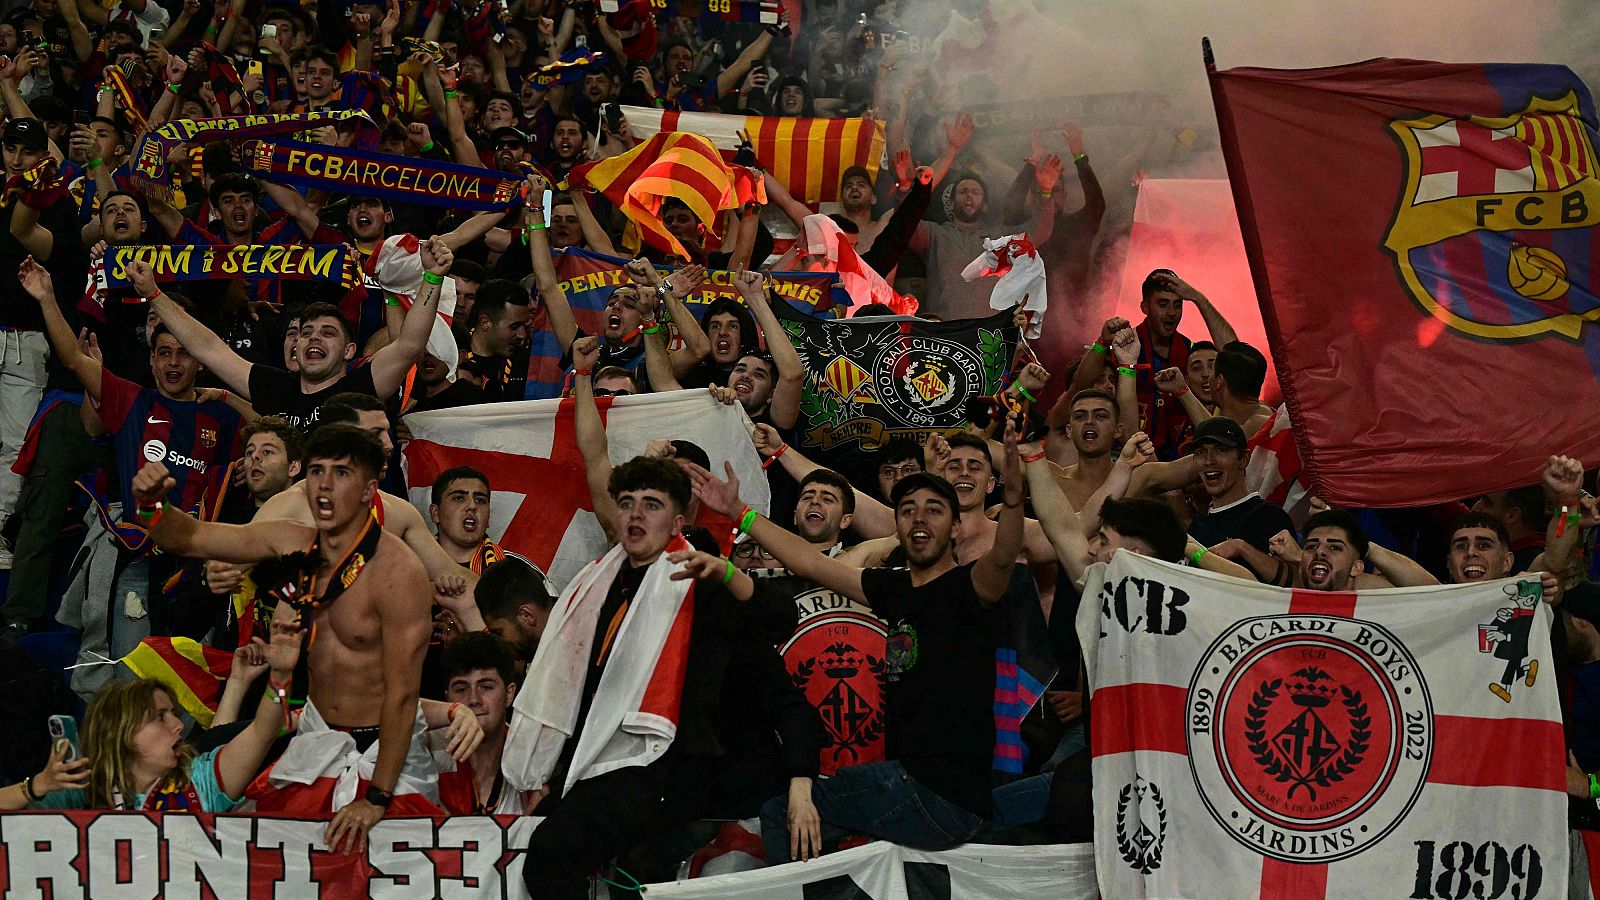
xmin=47 ymin=715 xmax=79 ymax=762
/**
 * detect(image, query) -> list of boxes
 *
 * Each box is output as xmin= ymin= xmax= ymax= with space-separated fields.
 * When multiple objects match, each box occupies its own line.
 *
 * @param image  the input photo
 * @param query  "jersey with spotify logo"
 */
xmin=96 ymin=371 xmax=243 ymax=523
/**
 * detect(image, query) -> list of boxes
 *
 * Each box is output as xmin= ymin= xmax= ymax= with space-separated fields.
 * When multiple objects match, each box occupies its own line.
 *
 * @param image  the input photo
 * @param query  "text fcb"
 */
xmin=1187 ymin=615 xmax=1433 ymax=863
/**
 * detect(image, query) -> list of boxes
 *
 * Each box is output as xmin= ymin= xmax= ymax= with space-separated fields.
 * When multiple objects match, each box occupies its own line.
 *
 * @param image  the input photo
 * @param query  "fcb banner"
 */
xmin=525 ymin=247 xmax=847 ymax=400
xmin=1211 ymin=59 xmax=1600 ymax=506
xmin=1080 ymin=553 xmax=1567 ymax=899
xmin=401 ymin=390 xmax=770 ymax=590
xmin=624 ymin=106 xmax=884 ymax=205
xmin=0 ymin=812 xmax=540 ymax=898
xmin=101 ymin=244 xmax=360 ymax=291
xmin=771 ymin=304 xmax=1018 ymax=471
xmin=646 ymin=840 xmax=1098 ymax=899
xmin=243 ymin=139 xmax=524 ymax=211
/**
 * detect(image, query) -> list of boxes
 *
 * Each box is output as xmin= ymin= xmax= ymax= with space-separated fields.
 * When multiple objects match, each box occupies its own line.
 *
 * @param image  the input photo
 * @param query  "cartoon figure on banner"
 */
xmin=1116 ymin=776 xmax=1166 ymax=874
xmin=1479 ymin=580 xmax=1542 ymax=702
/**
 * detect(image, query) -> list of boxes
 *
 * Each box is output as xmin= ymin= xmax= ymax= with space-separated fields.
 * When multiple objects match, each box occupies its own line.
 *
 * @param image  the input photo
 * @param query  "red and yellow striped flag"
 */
xmin=567 ymin=132 xmax=764 ymax=259
xmin=122 ymin=637 xmax=234 ymax=728
xmin=622 ymin=106 xmax=884 ymax=205
xmin=1512 ymin=104 xmax=1597 ymax=191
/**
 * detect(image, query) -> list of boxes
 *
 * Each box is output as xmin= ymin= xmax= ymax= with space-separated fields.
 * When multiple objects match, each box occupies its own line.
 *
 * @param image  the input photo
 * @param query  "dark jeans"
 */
xmin=522 ymin=755 xmax=713 ymax=900
xmin=759 ymin=760 xmax=984 ymax=865
xmin=3 ymin=402 xmax=109 ymax=628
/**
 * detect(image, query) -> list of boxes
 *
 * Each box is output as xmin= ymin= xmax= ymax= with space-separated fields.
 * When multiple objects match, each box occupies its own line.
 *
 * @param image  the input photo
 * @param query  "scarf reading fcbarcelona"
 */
xmin=241 ymin=139 xmax=526 ymax=211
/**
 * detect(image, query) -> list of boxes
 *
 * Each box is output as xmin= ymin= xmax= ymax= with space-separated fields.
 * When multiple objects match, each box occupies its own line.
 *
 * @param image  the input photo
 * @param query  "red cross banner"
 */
xmin=401 ymin=390 xmax=770 ymax=590
xmin=1081 ymin=552 xmax=1566 ymax=899
xmin=1210 ymin=58 xmax=1600 ymax=506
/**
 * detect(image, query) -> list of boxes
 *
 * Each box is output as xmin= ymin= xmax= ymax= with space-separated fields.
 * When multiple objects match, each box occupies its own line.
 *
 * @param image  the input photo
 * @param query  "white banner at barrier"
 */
xmin=0 ymin=812 xmax=540 ymax=899
xmin=645 ymin=841 xmax=1098 ymax=899
xmin=1081 ymin=553 xmax=1569 ymax=899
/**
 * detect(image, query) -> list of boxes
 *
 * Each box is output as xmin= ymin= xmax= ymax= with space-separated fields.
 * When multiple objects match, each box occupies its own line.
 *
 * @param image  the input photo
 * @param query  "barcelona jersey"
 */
xmin=96 ymin=371 xmax=243 ymax=522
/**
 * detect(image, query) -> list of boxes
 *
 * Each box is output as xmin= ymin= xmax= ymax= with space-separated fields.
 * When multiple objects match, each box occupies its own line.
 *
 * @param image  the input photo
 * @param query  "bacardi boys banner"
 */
xmin=1080 ymin=553 xmax=1567 ymax=899
xmin=0 ymin=812 xmax=538 ymax=898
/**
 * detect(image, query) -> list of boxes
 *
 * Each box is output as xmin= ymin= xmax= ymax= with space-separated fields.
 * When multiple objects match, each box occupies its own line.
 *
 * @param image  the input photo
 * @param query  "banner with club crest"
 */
xmin=770 ymin=304 xmax=1018 ymax=475
xmin=1079 ymin=552 xmax=1567 ymax=899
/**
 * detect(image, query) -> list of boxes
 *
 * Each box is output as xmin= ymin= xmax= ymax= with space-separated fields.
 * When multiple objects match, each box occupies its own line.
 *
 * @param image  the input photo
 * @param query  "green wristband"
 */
xmin=641 ymin=324 xmax=662 ymax=335
xmin=1016 ymin=385 xmax=1036 ymax=404
xmin=422 ymin=272 xmax=445 ymax=285
xmin=420 ymin=140 xmax=435 ymax=152
xmin=1590 ymin=772 xmax=1599 ymax=800
xmin=1090 ymin=342 xmax=1107 ymax=355
xmin=87 ymin=157 xmax=104 ymax=171
xmin=384 ymin=296 xmax=402 ymax=307
xmin=738 ymin=507 xmax=758 ymax=535
xmin=722 ymin=559 xmax=736 ymax=585
xmin=1117 ymin=366 xmax=1136 ymax=377
xmin=1189 ymin=547 xmax=1208 ymax=566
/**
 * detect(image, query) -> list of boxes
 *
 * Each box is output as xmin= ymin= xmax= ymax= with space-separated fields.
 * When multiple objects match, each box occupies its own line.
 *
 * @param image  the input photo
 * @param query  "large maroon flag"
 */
xmin=1211 ymin=58 xmax=1600 ymax=506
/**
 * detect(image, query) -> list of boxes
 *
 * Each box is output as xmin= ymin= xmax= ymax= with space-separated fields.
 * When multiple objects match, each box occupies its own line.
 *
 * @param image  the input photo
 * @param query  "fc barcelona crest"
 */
xmin=1187 ymin=615 xmax=1432 ymax=863
xmin=199 ymin=427 xmax=217 ymax=448
xmin=1383 ymin=92 xmax=1600 ymax=341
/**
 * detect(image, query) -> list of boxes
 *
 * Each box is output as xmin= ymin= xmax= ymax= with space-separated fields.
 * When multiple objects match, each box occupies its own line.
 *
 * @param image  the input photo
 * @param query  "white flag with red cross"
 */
xmin=401 ymin=391 xmax=770 ymax=590
xmin=1080 ymin=552 xmax=1567 ymax=899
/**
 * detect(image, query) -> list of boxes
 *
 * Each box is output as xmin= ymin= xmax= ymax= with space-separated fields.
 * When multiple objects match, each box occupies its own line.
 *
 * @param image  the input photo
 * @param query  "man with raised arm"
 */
xmin=128 ymin=424 xmax=435 ymax=853
xmin=131 ymin=237 xmax=453 ymax=431
xmin=689 ymin=421 xmax=1028 ymax=862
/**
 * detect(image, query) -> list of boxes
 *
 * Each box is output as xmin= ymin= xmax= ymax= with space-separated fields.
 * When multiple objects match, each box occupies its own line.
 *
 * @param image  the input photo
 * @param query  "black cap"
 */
xmin=840 ymin=165 xmax=873 ymax=190
xmin=490 ymin=125 xmax=528 ymax=146
xmin=889 ymin=472 xmax=961 ymax=518
xmin=2 ymin=117 xmax=45 ymax=151
xmin=1192 ymin=416 xmax=1247 ymax=451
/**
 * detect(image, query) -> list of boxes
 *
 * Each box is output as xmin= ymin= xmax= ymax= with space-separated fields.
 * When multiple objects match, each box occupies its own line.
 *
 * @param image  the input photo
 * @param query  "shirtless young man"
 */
xmin=252 ymin=397 xmax=471 ymax=585
xmin=131 ymin=425 xmax=433 ymax=852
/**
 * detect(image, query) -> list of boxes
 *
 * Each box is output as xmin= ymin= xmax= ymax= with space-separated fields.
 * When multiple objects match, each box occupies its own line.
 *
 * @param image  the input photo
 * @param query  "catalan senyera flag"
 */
xmin=122 ymin=637 xmax=234 ymax=728
xmin=623 ymin=106 xmax=884 ymax=205
xmin=567 ymin=132 xmax=763 ymax=258
xmin=1211 ymin=58 xmax=1600 ymax=506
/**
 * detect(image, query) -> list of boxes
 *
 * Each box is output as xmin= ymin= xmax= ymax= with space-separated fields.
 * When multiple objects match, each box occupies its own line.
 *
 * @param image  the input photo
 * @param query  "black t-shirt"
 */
xmin=0 ymin=200 xmax=82 ymax=332
xmin=466 ymin=348 xmax=529 ymax=403
xmin=1188 ymin=494 xmax=1296 ymax=572
xmin=408 ymin=378 xmax=485 ymax=414
xmin=860 ymin=564 xmax=995 ymax=816
xmin=246 ymin=363 xmax=382 ymax=432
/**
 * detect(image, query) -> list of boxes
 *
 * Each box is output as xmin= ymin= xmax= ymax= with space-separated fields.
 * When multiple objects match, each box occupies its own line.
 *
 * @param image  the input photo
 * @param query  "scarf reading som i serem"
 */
xmin=242 ymin=139 xmax=525 ymax=211
xmin=102 ymin=244 xmax=362 ymax=292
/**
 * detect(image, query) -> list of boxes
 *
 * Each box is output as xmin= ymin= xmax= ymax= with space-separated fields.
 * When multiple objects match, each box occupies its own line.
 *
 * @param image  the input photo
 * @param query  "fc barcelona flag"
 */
xmin=1211 ymin=58 xmax=1600 ymax=506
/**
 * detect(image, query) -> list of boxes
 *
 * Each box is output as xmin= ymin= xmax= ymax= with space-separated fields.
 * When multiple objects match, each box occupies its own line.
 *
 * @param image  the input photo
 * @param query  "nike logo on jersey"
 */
xmin=147 ymin=415 xmax=169 ymax=425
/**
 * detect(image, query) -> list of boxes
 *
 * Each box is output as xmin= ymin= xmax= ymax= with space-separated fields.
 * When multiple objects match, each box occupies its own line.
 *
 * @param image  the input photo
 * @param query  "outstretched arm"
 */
xmin=971 ymin=421 xmax=1026 ymax=604
xmin=132 ymin=462 xmax=306 ymax=561
xmin=715 ymin=29 xmax=774 ymax=98
xmin=215 ymin=622 xmax=301 ymax=799
xmin=367 ymin=237 xmax=450 ymax=397
xmin=736 ymin=272 xmax=804 ymax=429
xmin=753 ymin=423 xmax=894 ymax=538
xmin=20 ymin=258 xmax=101 ymax=401
xmin=130 ymin=261 xmax=257 ymax=397
xmin=1365 ymin=542 xmax=1439 ymax=587
xmin=1025 ymin=442 xmax=1089 ymax=587
xmin=571 ymin=337 xmax=619 ymax=541
xmin=688 ymin=461 xmax=867 ymax=604
xmin=526 ymin=176 xmax=579 ymax=351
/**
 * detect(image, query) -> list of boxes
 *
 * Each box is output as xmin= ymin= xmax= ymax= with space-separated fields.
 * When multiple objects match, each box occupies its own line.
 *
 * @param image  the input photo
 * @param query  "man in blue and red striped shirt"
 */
xmin=20 ymin=255 xmax=243 ymax=657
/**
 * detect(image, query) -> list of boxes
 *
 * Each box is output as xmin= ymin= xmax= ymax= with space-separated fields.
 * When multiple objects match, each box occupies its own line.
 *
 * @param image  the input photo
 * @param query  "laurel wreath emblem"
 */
xmin=1243 ymin=679 xmax=1371 ymax=800
xmin=1116 ymin=779 xmax=1167 ymax=874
